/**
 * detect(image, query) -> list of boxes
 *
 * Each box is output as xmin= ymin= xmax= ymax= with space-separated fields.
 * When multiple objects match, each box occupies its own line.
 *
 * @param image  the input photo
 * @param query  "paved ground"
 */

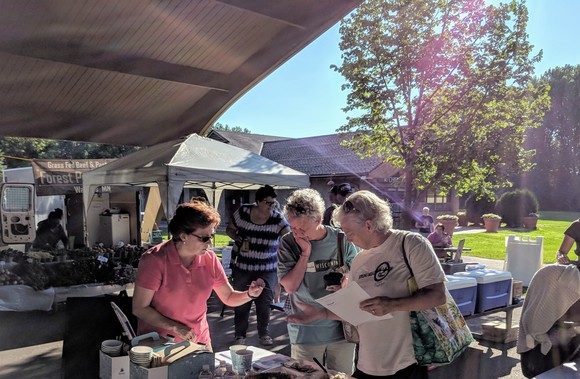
xmin=0 ymin=227 xmax=530 ymax=379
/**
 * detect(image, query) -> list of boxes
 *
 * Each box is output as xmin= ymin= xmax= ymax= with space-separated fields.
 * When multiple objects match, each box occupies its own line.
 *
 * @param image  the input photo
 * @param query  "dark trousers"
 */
xmin=232 ymin=269 xmax=276 ymax=338
xmin=353 ymin=364 xmax=428 ymax=379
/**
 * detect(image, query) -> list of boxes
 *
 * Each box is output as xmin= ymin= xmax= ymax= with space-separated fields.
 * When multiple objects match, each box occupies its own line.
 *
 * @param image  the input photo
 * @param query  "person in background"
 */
xmin=278 ymin=188 xmax=358 ymax=375
xmin=322 ymin=185 xmax=339 ymax=226
xmin=32 ymin=210 xmax=68 ymax=250
xmin=226 ymin=185 xmax=291 ymax=346
xmin=322 ymin=183 xmax=355 ymax=226
xmin=556 ymin=219 xmax=580 ymax=264
xmin=427 ymin=223 xmax=453 ymax=248
xmin=133 ymin=200 xmax=264 ymax=351
xmin=288 ymin=191 xmax=446 ymax=379
xmin=416 ymin=207 xmax=434 ymax=235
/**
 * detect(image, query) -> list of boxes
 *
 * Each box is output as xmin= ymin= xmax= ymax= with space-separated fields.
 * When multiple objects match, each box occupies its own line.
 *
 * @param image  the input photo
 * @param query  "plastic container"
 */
xmin=445 ymin=275 xmax=477 ymax=316
xmin=504 ymin=235 xmax=543 ymax=286
xmin=454 ymin=269 xmax=513 ymax=313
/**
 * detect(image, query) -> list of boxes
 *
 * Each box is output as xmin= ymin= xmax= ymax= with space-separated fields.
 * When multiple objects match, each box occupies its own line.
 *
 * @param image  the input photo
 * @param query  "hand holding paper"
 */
xmin=316 ymin=281 xmax=392 ymax=326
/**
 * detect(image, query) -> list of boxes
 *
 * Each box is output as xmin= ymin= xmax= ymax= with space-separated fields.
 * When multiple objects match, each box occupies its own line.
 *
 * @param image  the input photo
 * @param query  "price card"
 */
xmin=97 ymin=255 xmax=109 ymax=263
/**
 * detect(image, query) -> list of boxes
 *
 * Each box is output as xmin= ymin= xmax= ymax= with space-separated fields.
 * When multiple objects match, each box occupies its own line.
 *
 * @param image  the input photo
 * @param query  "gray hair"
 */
xmin=334 ymin=190 xmax=393 ymax=233
xmin=283 ymin=188 xmax=325 ymax=223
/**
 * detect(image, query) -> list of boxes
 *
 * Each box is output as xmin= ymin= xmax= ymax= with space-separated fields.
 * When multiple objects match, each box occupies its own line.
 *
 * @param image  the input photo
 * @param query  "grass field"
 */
xmin=210 ymin=211 xmax=580 ymax=264
xmin=458 ymin=211 xmax=580 ymax=264
xmin=457 ymin=220 xmax=565 ymax=264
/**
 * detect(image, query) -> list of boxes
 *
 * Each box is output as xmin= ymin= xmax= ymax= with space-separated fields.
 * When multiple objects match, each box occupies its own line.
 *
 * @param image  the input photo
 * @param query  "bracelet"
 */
xmin=247 ymin=290 xmax=259 ymax=299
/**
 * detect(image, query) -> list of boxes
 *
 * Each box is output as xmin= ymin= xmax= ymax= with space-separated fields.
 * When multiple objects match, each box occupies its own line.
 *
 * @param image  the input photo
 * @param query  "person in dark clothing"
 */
xmin=32 ymin=210 xmax=68 ymax=250
xmin=322 ymin=183 xmax=355 ymax=226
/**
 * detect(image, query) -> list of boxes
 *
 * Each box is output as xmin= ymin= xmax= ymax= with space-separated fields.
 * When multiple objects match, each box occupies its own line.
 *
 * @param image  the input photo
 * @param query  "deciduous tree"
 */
xmin=333 ymin=0 xmax=549 ymax=226
xmin=525 ymin=65 xmax=580 ymax=209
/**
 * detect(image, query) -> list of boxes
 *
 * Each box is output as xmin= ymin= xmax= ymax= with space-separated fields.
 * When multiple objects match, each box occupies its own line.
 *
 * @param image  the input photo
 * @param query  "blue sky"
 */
xmin=217 ymin=0 xmax=580 ymax=138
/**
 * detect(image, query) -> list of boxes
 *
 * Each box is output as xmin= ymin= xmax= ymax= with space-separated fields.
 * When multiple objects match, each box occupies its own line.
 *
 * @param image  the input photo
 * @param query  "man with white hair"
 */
xmin=417 ymin=207 xmax=434 ymax=235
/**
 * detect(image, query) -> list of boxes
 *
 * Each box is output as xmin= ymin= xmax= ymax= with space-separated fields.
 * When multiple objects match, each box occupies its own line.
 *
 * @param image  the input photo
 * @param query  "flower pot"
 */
xmin=483 ymin=218 xmax=500 ymax=233
xmin=457 ymin=214 xmax=468 ymax=227
xmin=439 ymin=220 xmax=458 ymax=236
xmin=522 ymin=216 xmax=538 ymax=230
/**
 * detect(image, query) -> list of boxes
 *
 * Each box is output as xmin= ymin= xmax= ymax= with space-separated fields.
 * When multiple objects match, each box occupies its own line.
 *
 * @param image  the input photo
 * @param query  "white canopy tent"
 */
xmin=82 ymin=134 xmax=310 ymax=221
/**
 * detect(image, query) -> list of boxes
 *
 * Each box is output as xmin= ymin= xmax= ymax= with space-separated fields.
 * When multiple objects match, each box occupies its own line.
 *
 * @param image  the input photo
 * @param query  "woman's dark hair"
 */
xmin=337 ymin=183 xmax=355 ymax=197
xmin=255 ymin=185 xmax=277 ymax=202
xmin=435 ymin=222 xmax=445 ymax=231
xmin=169 ymin=200 xmax=220 ymax=239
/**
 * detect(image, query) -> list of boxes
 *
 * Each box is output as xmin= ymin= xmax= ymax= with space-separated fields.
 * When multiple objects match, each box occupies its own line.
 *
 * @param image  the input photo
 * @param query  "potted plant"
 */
xmin=522 ymin=212 xmax=539 ymax=229
xmin=436 ymin=215 xmax=459 ymax=236
xmin=457 ymin=211 xmax=468 ymax=227
xmin=482 ymin=213 xmax=502 ymax=233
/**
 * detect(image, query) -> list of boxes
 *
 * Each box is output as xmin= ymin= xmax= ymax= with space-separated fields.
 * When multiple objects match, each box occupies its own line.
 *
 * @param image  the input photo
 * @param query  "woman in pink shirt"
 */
xmin=427 ymin=223 xmax=452 ymax=248
xmin=133 ymin=200 xmax=264 ymax=350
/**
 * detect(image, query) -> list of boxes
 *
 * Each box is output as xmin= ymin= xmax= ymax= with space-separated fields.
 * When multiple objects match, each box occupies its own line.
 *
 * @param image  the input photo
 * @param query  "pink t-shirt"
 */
xmin=135 ymin=240 xmax=228 ymax=345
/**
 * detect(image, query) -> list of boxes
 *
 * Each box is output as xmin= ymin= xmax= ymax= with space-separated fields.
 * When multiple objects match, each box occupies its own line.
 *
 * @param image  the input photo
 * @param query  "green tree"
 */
xmin=0 ymin=137 xmax=140 ymax=168
xmin=211 ymin=122 xmax=252 ymax=134
xmin=333 ymin=0 xmax=549 ymax=226
xmin=525 ymin=65 xmax=580 ymax=210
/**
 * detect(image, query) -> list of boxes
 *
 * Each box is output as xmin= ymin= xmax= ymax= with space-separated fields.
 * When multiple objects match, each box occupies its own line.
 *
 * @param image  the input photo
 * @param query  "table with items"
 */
xmin=0 ymin=245 xmax=142 ymax=311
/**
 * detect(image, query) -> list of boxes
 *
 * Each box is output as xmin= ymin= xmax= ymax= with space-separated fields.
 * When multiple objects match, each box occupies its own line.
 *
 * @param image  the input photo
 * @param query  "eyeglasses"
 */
xmin=286 ymin=203 xmax=311 ymax=215
xmin=263 ymin=200 xmax=276 ymax=206
xmin=190 ymin=233 xmax=215 ymax=243
xmin=343 ymin=200 xmax=359 ymax=214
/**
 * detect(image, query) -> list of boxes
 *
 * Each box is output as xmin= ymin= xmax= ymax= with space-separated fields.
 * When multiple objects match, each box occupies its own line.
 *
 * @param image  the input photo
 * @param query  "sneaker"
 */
xmin=259 ymin=335 xmax=273 ymax=346
xmin=234 ymin=336 xmax=246 ymax=345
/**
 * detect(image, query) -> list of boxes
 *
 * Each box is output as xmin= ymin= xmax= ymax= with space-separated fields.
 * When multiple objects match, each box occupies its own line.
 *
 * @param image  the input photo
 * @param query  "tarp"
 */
xmin=82 ymin=134 xmax=310 ymax=219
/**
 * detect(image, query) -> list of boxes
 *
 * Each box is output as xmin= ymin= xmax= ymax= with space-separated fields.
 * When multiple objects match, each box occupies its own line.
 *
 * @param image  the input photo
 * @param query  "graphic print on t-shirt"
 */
xmin=356 ymin=261 xmax=392 ymax=284
xmin=305 ymin=259 xmax=340 ymax=272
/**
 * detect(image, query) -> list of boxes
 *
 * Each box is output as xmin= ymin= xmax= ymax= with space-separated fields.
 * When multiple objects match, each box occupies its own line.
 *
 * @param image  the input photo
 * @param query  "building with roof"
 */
xmin=208 ymin=130 xmax=457 ymax=227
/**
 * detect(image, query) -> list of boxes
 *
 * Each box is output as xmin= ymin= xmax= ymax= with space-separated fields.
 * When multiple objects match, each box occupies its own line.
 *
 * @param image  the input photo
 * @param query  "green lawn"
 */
xmin=458 ymin=218 xmax=577 ymax=264
xmin=214 ymin=234 xmax=232 ymax=247
xmin=209 ymin=212 xmax=580 ymax=264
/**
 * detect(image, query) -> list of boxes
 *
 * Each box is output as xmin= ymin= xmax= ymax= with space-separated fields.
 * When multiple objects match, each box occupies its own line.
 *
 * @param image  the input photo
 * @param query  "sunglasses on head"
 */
xmin=190 ymin=232 xmax=215 ymax=243
xmin=343 ymin=200 xmax=359 ymax=214
xmin=287 ymin=203 xmax=310 ymax=215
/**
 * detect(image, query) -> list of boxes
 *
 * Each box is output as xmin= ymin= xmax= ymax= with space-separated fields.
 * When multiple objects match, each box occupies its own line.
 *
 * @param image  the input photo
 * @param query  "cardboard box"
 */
xmin=481 ymin=321 xmax=519 ymax=343
xmin=99 ymin=350 xmax=130 ymax=379
xmin=129 ymin=352 xmax=215 ymax=379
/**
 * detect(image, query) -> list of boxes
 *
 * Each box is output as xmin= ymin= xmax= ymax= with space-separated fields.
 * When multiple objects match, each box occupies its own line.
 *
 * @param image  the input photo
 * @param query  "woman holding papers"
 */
xmin=278 ymin=188 xmax=359 ymax=375
xmin=288 ymin=191 xmax=446 ymax=379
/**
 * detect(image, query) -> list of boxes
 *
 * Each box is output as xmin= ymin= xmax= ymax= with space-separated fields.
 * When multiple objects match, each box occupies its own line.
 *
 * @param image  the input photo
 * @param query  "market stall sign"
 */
xmin=31 ymin=159 xmax=115 ymax=196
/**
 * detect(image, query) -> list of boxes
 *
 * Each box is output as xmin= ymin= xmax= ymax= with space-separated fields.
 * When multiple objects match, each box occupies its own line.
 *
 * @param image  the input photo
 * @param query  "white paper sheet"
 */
xmin=316 ymin=282 xmax=392 ymax=326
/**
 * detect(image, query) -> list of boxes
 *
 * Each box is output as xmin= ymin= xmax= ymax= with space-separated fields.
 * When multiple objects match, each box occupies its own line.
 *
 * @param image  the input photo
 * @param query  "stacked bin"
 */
xmin=503 ymin=235 xmax=543 ymax=287
xmin=445 ymin=275 xmax=478 ymax=316
xmin=454 ymin=269 xmax=513 ymax=313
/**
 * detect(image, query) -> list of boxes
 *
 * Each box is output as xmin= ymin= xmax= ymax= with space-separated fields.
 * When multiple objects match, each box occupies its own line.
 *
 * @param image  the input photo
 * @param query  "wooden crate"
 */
xmin=481 ymin=321 xmax=519 ymax=343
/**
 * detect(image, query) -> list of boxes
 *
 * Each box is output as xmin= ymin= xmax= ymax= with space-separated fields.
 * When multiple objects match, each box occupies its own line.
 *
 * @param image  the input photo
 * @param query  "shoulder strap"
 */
xmin=337 ymin=231 xmax=345 ymax=268
xmin=400 ymin=232 xmax=414 ymax=277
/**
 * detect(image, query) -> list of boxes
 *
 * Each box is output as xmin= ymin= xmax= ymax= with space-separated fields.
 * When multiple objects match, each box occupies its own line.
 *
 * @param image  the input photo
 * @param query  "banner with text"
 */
xmin=31 ymin=159 xmax=115 ymax=196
